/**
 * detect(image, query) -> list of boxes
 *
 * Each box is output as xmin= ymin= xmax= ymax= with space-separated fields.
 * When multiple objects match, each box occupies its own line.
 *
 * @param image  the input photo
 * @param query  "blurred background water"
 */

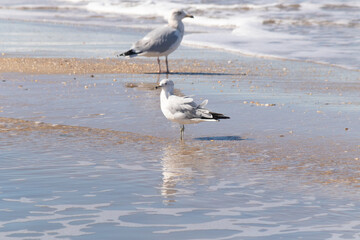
xmin=0 ymin=0 xmax=359 ymax=69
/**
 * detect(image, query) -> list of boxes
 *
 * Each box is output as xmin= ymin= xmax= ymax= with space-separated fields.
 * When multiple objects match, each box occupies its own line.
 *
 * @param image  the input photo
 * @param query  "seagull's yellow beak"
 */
xmin=186 ymin=14 xmax=194 ymax=18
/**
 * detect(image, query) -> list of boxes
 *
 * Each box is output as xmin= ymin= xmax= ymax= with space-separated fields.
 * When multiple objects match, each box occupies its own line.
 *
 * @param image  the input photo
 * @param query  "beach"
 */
xmin=1 ymin=6 xmax=360 ymax=240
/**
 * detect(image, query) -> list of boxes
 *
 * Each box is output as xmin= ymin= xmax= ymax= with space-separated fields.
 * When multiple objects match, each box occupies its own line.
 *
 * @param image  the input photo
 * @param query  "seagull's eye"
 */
xmin=176 ymin=11 xmax=182 ymax=15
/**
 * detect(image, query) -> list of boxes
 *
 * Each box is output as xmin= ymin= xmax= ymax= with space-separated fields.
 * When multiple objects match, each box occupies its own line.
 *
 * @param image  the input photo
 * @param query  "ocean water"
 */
xmin=0 ymin=0 xmax=359 ymax=69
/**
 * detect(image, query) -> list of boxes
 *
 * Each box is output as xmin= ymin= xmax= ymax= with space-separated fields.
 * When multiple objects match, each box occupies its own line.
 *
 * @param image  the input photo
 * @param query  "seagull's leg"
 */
xmin=157 ymin=57 xmax=161 ymax=73
xmin=180 ymin=125 xmax=185 ymax=141
xmin=165 ymin=56 xmax=169 ymax=73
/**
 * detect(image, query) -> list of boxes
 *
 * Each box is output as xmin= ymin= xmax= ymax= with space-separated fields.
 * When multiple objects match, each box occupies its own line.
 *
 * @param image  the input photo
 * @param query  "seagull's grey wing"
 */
xmin=167 ymin=95 xmax=195 ymax=113
xmin=133 ymin=26 xmax=181 ymax=53
xmin=168 ymin=96 xmax=213 ymax=119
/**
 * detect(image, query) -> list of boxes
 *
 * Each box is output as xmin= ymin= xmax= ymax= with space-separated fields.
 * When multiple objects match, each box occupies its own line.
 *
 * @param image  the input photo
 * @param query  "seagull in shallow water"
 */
xmin=118 ymin=9 xmax=193 ymax=73
xmin=156 ymin=79 xmax=230 ymax=140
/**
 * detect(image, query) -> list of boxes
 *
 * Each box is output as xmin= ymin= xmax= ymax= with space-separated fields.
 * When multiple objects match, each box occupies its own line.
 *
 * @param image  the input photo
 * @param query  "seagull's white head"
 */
xmin=157 ymin=79 xmax=175 ymax=94
xmin=168 ymin=9 xmax=194 ymax=25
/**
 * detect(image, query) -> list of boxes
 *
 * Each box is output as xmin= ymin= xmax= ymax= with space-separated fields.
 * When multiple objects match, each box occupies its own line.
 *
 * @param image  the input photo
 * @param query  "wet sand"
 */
xmin=1 ymin=56 xmax=359 ymax=188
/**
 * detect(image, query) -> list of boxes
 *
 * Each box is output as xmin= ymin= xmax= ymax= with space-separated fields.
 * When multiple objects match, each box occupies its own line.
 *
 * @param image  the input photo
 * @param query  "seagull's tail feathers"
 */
xmin=197 ymin=108 xmax=230 ymax=121
xmin=117 ymin=49 xmax=142 ymax=58
xmin=196 ymin=101 xmax=230 ymax=121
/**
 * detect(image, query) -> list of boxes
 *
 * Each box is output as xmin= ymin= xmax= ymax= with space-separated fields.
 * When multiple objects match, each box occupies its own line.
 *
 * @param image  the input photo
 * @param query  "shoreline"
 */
xmin=1 ymin=19 xmax=359 ymax=74
xmin=183 ymin=42 xmax=360 ymax=72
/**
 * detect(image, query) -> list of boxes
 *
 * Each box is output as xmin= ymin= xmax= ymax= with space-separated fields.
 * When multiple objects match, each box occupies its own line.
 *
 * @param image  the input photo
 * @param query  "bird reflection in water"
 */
xmin=160 ymin=142 xmax=221 ymax=204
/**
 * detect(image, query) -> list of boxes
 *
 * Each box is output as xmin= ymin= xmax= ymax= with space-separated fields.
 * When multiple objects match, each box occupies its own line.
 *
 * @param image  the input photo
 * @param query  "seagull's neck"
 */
xmin=161 ymin=88 xmax=173 ymax=100
xmin=168 ymin=19 xmax=184 ymax=32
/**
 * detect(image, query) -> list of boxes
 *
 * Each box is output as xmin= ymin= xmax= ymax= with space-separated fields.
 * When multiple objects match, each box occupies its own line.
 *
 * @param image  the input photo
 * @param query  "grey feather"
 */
xmin=133 ymin=26 xmax=181 ymax=54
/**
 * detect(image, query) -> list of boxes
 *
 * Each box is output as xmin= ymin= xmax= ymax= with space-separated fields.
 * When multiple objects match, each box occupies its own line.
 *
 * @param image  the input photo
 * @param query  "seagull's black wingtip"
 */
xmin=117 ymin=49 xmax=137 ymax=57
xmin=209 ymin=112 xmax=230 ymax=120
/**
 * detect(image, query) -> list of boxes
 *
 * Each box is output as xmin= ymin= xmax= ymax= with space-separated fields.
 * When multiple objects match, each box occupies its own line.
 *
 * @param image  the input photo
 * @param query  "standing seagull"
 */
xmin=118 ymin=9 xmax=193 ymax=73
xmin=156 ymin=79 xmax=230 ymax=140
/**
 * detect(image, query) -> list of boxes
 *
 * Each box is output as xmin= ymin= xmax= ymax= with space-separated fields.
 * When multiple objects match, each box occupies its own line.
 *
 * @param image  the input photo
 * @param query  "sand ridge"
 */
xmin=0 ymin=57 xmax=231 ymax=75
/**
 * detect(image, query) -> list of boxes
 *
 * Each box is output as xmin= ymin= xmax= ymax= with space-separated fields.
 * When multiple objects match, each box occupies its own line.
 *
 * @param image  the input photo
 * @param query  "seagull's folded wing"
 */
xmin=167 ymin=95 xmax=194 ymax=118
xmin=168 ymin=96 xmax=213 ymax=120
xmin=133 ymin=26 xmax=181 ymax=53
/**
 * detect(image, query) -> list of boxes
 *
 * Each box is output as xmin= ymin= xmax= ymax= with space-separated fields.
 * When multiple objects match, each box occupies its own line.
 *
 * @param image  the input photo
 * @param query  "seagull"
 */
xmin=156 ymin=79 xmax=230 ymax=140
xmin=118 ymin=9 xmax=193 ymax=73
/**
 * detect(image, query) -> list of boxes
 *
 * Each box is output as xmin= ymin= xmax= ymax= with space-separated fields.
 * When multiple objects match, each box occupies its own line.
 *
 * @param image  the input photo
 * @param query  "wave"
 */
xmin=78 ymin=0 xmax=360 ymax=31
xmin=322 ymin=3 xmax=360 ymax=10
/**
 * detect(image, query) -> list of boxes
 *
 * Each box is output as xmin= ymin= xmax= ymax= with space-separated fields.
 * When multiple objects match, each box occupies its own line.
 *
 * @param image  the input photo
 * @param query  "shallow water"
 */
xmin=1 ymin=123 xmax=360 ymax=240
xmin=1 ymin=117 xmax=360 ymax=240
